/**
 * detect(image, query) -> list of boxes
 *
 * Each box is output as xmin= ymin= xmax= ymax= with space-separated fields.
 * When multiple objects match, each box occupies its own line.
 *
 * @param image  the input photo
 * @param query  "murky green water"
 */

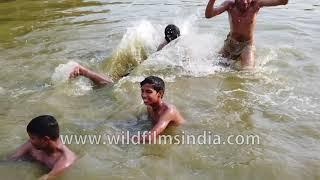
xmin=0 ymin=0 xmax=319 ymax=179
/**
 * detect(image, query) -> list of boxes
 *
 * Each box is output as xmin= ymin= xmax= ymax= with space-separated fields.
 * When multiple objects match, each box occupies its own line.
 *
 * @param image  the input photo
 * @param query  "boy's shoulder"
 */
xmin=163 ymin=102 xmax=178 ymax=114
xmin=162 ymin=102 xmax=183 ymax=121
xmin=19 ymin=140 xmax=34 ymax=154
xmin=59 ymin=145 xmax=77 ymax=164
xmin=49 ymin=145 xmax=76 ymax=171
xmin=163 ymin=102 xmax=185 ymax=125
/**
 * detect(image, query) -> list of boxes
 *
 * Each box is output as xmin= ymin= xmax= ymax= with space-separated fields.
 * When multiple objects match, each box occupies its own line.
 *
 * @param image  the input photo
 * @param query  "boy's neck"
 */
xmin=43 ymin=139 xmax=62 ymax=155
xmin=151 ymin=100 xmax=164 ymax=111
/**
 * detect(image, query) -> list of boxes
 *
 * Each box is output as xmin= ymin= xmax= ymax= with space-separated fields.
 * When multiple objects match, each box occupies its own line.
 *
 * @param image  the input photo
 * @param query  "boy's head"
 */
xmin=140 ymin=76 xmax=165 ymax=105
xmin=165 ymin=24 xmax=180 ymax=43
xmin=27 ymin=115 xmax=59 ymax=149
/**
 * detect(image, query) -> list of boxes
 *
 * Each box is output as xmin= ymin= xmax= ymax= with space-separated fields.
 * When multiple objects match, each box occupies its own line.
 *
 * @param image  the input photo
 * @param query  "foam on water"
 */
xmin=106 ymin=14 xmax=283 ymax=83
xmin=118 ymin=20 xmax=162 ymax=53
xmin=101 ymin=20 xmax=162 ymax=79
xmin=126 ymin=34 xmax=228 ymax=80
xmin=50 ymin=16 xmax=289 ymax=97
xmin=104 ymin=15 xmax=227 ymax=82
xmin=51 ymin=61 xmax=79 ymax=83
xmin=51 ymin=61 xmax=93 ymax=96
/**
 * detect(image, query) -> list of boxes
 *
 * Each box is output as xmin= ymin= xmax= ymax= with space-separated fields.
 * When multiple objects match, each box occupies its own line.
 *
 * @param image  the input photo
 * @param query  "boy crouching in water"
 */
xmin=136 ymin=76 xmax=185 ymax=142
xmin=10 ymin=115 xmax=76 ymax=179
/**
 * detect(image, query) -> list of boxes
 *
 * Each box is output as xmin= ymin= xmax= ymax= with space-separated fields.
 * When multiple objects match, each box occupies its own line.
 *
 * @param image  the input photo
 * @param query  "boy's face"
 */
xmin=28 ymin=133 xmax=49 ymax=150
xmin=141 ymin=83 xmax=162 ymax=106
xmin=235 ymin=0 xmax=252 ymax=11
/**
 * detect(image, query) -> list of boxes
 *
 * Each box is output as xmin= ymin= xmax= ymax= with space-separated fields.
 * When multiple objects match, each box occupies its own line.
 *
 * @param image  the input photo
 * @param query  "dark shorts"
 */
xmin=221 ymin=34 xmax=253 ymax=60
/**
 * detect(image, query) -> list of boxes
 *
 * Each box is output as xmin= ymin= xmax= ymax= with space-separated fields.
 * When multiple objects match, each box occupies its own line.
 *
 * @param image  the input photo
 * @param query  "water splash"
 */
xmin=51 ymin=61 xmax=93 ymax=96
xmin=130 ymin=32 xmax=225 ymax=78
xmin=102 ymin=20 xmax=162 ymax=79
xmin=51 ymin=61 xmax=78 ymax=83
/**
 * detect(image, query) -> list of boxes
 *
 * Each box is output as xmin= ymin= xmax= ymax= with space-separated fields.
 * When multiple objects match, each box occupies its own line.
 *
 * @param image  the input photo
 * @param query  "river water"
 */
xmin=0 ymin=0 xmax=319 ymax=179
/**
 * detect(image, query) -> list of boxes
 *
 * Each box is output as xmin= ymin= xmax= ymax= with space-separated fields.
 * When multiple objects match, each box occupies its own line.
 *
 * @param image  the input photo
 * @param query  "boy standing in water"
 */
xmin=10 ymin=115 xmax=76 ymax=179
xmin=137 ymin=76 xmax=185 ymax=142
xmin=205 ymin=0 xmax=288 ymax=69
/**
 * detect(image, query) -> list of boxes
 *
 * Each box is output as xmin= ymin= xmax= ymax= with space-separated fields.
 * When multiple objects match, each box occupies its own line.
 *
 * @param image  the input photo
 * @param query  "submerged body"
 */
xmin=10 ymin=115 xmax=76 ymax=180
xmin=138 ymin=76 xmax=185 ymax=142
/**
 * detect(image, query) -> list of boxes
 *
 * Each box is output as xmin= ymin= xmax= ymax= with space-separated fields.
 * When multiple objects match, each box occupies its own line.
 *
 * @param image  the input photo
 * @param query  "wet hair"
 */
xmin=140 ymin=76 xmax=165 ymax=93
xmin=27 ymin=115 xmax=59 ymax=140
xmin=165 ymin=24 xmax=180 ymax=43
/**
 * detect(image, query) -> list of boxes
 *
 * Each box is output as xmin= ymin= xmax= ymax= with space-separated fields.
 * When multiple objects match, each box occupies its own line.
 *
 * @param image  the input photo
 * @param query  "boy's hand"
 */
xmin=69 ymin=63 xmax=86 ymax=79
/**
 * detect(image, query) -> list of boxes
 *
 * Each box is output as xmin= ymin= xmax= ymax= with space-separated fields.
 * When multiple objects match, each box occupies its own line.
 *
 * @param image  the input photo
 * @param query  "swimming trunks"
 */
xmin=221 ymin=33 xmax=252 ymax=60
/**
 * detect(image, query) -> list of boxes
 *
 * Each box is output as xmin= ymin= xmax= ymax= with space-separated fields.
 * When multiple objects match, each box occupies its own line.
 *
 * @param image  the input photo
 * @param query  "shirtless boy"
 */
xmin=157 ymin=24 xmax=181 ymax=51
xmin=205 ymin=0 xmax=288 ymax=69
xmin=10 ymin=115 xmax=76 ymax=179
xmin=138 ymin=76 xmax=185 ymax=142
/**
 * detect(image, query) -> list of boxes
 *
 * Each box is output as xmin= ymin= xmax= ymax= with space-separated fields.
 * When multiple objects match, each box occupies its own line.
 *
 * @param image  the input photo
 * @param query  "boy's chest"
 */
xmin=30 ymin=149 xmax=59 ymax=168
xmin=148 ymin=109 xmax=162 ymax=124
xmin=149 ymin=111 xmax=159 ymax=123
xmin=229 ymin=7 xmax=258 ymax=24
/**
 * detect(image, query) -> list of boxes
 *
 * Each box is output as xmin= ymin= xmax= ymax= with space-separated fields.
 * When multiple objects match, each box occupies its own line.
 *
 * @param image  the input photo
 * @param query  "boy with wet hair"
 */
xmin=157 ymin=24 xmax=181 ymax=51
xmin=205 ymin=0 xmax=288 ymax=69
xmin=138 ymin=76 xmax=185 ymax=142
xmin=10 ymin=115 xmax=76 ymax=179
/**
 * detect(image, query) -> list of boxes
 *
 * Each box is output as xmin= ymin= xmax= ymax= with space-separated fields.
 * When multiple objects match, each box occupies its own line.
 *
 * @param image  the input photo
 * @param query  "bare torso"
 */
xmin=29 ymin=148 xmax=61 ymax=168
xmin=228 ymin=1 xmax=260 ymax=42
xmin=28 ymin=143 xmax=75 ymax=169
xmin=147 ymin=102 xmax=184 ymax=126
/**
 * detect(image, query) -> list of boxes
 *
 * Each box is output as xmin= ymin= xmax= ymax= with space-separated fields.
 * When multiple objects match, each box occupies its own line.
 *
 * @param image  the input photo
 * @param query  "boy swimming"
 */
xmin=205 ymin=0 xmax=288 ymax=69
xmin=69 ymin=24 xmax=181 ymax=84
xmin=136 ymin=76 xmax=185 ymax=142
xmin=157 ymin=24 xmax=181 ymax=51
xmin=10 ymin=115 xmax=76 ymax=179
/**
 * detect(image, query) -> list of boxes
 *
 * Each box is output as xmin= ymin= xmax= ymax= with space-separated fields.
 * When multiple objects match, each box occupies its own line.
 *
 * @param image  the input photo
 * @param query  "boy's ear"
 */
xmin=158 ymin=90 xmax=164 ymax=98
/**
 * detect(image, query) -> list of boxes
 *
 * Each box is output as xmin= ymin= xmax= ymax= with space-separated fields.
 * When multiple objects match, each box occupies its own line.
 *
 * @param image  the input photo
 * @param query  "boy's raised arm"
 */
xmin=205 ymin=0 xmax=233 ymax=18
xmin=258 ymin=0 xmax=288 ymax=7
xmin=157 ymin=41 xmax=168 ymax=51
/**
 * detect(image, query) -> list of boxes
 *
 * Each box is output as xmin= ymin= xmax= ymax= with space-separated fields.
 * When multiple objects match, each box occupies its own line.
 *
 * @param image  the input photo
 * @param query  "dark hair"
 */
xmin=27 ymin=115 xmax=59 ymax=140
xmin=140 ymin=76 xmax=165 ymax=93
xmin=165 ymin=24 xmax=180 ymax=43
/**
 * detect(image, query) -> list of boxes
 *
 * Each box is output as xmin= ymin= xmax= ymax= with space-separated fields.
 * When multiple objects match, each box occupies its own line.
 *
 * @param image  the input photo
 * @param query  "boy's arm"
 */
xmin=142 ymin=111 xmax=173 ymax=142
xmin=257 ymin=0 xmax=288 ymax=7
xmin=9 ymin=141 xmax=31 ymax=160
xmin=205 ymin=0 xmax=233 ymax=18
xmin=42 ymin=156 xmax=75 ymax=180
xmin=69 ymin=63 xmax=114 ymax=86
xmin=157 ymin=41 xmax=168 ymax=51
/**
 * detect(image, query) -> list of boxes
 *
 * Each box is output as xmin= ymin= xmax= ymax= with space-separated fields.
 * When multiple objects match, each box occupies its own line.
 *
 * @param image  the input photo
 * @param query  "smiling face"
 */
xmin=141 ymin=83 xmax=163 ymax=106
xmin=235 ymin=0 xmax=253 ymax=12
